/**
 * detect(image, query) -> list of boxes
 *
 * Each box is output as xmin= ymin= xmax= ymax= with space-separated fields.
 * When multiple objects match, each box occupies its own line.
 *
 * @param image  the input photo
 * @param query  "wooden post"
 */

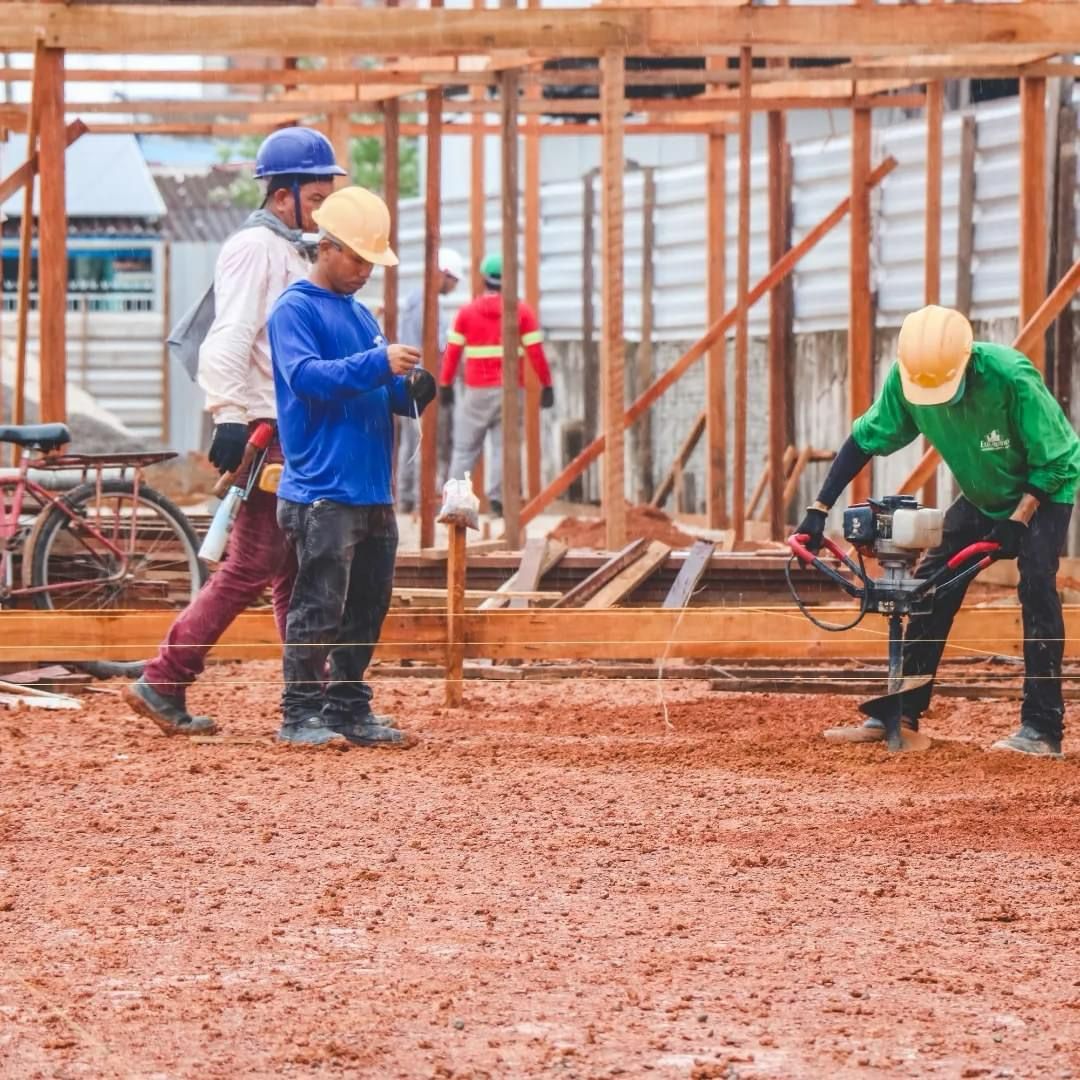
xmin=767 ymin=111 xmax=790 ymax=539
xmin=955 ymin=114 xmax=977 ymax=319
xmin=13 ymin=41 xmax=43 ymax=448
xmin=922 ymin=78 xmax=944 ymax=507
xmin=444 ymin=521 xmax=467 ymax=707
xmin=500 ymin=66 xmax=523 ymax=549
xmin=1020 ymin=76 xmax=1048 ymax=372
xmin=706 ymin=123 xmax=728 ymax=529
xmin=419 ymin=78 xmax=443 ymax=549
xmin=637 ymin=166 xmax=656 ymax=504
xmin=382 ymin=98 xmax=400 ymax=342
xmin=36 ymin=46 xmax=66 ymax=425
xmin=733 ymin=46 xmax=752 ymax=542
xmin=582 ymin=171 xmax=598 ymax=455
xmin=469 ymin=54 xmax=487 ymax=511
xmin=523 ymin=0 xmax=542 ymax=500
xmin=849 ymin=105 xmax=873 ymax=504
xmin=1052 ymin=104 xmax=1076 ymax=414
xmin=601 ymin=49 xmax=626 ymax=550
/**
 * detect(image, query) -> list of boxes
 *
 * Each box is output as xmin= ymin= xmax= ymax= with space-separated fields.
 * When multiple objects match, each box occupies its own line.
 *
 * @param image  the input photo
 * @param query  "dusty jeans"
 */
xmin=868 ymin=495 xmax=1072 ymax=741
xmin=142 ymin=465 xmax=295 ymax=695
xmin=277 ymin=499 xmax=397 ymax=726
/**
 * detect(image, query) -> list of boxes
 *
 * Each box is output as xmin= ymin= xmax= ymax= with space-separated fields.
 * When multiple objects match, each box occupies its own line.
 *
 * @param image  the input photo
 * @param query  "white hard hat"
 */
xmin=438 ymin=246 xmax=464 ymax=281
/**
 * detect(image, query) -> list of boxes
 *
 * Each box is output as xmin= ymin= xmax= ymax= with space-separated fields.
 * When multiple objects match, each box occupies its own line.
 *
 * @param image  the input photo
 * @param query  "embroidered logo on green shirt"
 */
xmin=980 ymin=429 xmax=1011 ymax=452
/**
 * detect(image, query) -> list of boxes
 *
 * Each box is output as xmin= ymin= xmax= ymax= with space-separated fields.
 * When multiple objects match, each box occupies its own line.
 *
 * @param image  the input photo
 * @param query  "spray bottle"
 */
xmin=198 ymin=422 xmax=275 ymax=565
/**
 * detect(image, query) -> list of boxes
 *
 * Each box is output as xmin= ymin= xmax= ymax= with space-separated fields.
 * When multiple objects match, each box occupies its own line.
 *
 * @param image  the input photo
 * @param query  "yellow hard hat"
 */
xmin=896 ymin=304 xmax=973 ymax=406
xmin=312 ymin=186 xmax=398 ymax=267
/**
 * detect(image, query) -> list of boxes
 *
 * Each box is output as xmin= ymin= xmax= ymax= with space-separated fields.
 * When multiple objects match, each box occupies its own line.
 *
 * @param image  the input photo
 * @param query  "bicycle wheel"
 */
xmin=25 ymin=479 xmax=206 ymax=610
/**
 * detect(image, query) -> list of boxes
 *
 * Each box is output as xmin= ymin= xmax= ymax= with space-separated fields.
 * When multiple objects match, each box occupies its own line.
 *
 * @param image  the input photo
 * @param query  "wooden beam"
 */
xmin=732 ymin=47 xmax=752 ymax=542
xmin=5 ymin=5 xmax=1080 ymax=58
xmin=662 ymin=539 xmax=716 ymax=610
xmin=36 ymin=46 xmax=66 ymax=425
xmin=500 ymin=64 xmax=523 ymax=549
xmin=601 ymin=49 xmax=627 ymax=551
xmin=419 ymin=81 xmax=443 ymax=550
xmin=705 ymin=71 xmax=727 ymax=529
xmin=522 ymin=156 xmax=899 ymax=525
xmin=480 ymin=538 xmax=566 ymax=611
xmin=636 ymin=166 xmax=657 ymax=504
xmin=922 ymin=78 xmax=944 ymax=508
xmin=848 ymin=105 xmax=873 ymax=504
xmin=582 ymin=171 xmax=599 ymax=465
xmin=954 ymin=113 xmax=977 ymax=318
xmin=552 ymin=538 xmax=647 ymax=609
xmin=767 ymin=111 xmax=790 ymax=539
xmin=523 ymin=34 xmax=543 ymax=502
xmin=583 ymin=540 xmax=671 ymax=609
xmin=1020 ymin=75 xmax=1049 ymax=372
xmin=1051 ymin=103 xmax=1077 ymax=414
xmin=382 ymin=100 xmax=400 ymax=341
xmin=0 ymin=119 xmax=86 ymax=206
xmin=445 ymin=522 xmax=467 ymax=706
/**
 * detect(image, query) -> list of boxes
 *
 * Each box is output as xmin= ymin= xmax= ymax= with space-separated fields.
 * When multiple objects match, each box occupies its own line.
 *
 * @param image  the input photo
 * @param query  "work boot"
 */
xmin=823 ymin=716 xmax=930 ymax=751
xmin=276 ymin=717 xmax=349 ymax=749
xmin=990 ymin=725 xmax=1064 ymax=760
xmin=123 ymin=677 xmax=218 ymax=737
xmin=325 ymin=715 xmax=417 ymax=749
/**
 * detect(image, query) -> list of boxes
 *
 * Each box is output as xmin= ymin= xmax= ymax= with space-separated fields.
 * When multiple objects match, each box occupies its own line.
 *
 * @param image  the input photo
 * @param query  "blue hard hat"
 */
xmin=254 ymin=126 xmax=347 ymax=179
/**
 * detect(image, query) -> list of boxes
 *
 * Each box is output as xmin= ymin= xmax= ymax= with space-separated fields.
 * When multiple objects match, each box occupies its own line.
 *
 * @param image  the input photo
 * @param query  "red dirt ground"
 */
xmin=2 ymin=665 xmax=1079 ymax=1079
xmin=550 ymin=505 xmax=698 ymax=550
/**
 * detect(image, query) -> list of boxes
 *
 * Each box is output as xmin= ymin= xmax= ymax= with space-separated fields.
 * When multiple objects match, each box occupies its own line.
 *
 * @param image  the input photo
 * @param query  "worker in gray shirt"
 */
xmin=396 ymin=247 xmax=464 ymax=512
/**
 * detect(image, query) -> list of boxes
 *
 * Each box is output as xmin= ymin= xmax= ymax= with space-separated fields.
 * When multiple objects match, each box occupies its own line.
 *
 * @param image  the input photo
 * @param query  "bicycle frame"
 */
xmin=0 ymin=448 xmax=140 ymax=601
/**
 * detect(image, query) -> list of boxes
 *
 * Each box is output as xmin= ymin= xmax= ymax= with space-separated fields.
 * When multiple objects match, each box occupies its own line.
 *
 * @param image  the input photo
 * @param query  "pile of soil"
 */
xmin=550 ymin=503 xmax=697 ymax=550
xmin=2 ymin=663 xmax=1077 ymax=1077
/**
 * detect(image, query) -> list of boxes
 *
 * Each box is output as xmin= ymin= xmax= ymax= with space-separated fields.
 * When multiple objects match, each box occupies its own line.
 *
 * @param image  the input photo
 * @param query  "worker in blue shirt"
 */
xmin=268 ymin=186 xmax=436 ymax=748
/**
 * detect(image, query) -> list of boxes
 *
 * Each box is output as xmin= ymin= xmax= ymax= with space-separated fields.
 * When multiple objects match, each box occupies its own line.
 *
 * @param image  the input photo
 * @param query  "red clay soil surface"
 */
xmin=2 ymin=664 xmax=1079 ymax=1079
xmin=551 ymin=505 xmax=698 ymax=550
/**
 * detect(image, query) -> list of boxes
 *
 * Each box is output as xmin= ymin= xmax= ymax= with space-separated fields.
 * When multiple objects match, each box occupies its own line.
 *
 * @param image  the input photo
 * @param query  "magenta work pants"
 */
xmin=142 ymin=483 xmax=296 ymax=694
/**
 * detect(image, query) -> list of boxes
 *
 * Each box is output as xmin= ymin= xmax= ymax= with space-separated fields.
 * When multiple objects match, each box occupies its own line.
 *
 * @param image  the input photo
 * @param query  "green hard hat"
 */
xmin=480 ymin=252 xmax=502 ymax=281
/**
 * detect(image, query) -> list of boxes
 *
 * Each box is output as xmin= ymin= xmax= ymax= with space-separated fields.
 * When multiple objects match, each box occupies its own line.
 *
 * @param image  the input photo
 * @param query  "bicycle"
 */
xmin=0 ymin=421 xmax=206 ymax=611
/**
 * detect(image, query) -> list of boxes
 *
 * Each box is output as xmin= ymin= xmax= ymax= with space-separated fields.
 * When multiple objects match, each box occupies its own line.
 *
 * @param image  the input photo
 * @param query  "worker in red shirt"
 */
xmin=438 ymin=252 xmax=554 ymax=516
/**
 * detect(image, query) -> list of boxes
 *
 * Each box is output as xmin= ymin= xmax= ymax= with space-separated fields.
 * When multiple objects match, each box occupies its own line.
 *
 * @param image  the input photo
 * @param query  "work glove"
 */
xmin=438 ymin=385 xmax=455 ymax=408
xmin=794 ymin=507 xmax=828 ymax=555
xmin=540 ymin=386 xmax=555 ymax=410
xmin=406 ymin=368 xmax=437 ymax=411
xmin=986 ymin=518 xmax=1027 ymax=560
xmin=207 ymin=422 xmax=248 ymax=475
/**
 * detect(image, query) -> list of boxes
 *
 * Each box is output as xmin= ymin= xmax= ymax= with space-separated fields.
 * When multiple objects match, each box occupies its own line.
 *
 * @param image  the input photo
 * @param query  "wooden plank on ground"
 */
xmin=662 ymin=540 xmax=716 ymax=609
xmin=509 ymin=537 xmax=559 ymax=610
xmin=478 ymin=540 xmax=568 ymax=611
xmin=552 ymin=538 xmax=647 ymax=608
xmin=584 ymin=541 xmax=672 ymax=609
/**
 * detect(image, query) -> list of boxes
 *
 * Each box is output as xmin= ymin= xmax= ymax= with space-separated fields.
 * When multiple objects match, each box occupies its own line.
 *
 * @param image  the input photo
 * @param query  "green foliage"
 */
xmin=213 ymin=131 xmax=420 ymax=210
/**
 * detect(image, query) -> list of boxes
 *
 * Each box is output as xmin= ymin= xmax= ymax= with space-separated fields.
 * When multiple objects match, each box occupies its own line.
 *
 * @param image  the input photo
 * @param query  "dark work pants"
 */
xmin=881 ymin=495 xmax=1072 ymax=741
xmin=277 ymin=499 xmax=398 ymax=726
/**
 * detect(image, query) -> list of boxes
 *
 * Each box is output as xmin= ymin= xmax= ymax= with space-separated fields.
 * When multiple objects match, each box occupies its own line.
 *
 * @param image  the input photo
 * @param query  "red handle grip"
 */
xmin=946 ymin=540 xmax=1000 ymax=570
xmin=787 ymin=533 xmax=846 ymax=564
xmin=248 ymin=421 xmax=275 ymax=450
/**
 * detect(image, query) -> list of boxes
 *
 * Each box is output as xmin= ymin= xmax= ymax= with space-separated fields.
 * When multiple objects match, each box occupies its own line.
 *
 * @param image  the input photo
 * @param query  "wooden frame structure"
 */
xmin=2 ymin=1 xmax=1080 ymax=549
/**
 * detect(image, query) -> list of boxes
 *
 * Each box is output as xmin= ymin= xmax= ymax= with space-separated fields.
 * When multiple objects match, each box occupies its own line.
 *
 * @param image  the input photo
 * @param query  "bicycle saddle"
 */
xmin=0 ymin=423 xmax=72 ymax=451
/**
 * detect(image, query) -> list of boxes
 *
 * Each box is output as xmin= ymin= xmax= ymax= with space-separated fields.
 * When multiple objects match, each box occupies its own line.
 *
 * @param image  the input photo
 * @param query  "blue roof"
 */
xmin=2 ymin=133 xmax=167 ymax=219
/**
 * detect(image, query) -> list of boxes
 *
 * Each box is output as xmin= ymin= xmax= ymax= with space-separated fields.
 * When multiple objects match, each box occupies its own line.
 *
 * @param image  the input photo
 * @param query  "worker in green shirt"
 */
xmin=796 ymin=304 xmax=1080 ymax=759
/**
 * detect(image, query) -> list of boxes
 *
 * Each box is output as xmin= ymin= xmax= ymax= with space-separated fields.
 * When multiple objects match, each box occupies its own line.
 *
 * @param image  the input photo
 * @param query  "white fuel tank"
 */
xmin=890 ymin=506 xmax=944 ymax=550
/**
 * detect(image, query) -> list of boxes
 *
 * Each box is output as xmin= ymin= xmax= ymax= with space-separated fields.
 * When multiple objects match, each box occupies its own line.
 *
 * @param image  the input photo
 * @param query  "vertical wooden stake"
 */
xmin=36 ymin=46 xmax=67 ymax=425
xmin=706 ymin=117 xmax=728 ymax=529
xmin=849 ymin=105 xmax=873 ymax=505
xmin=1020 ymin=76 xmax=1048 ymax=372
xmin=13 ymin=41 xmax=43 ymax=452
xmin=500 ymin=66 xmax=523 ymax=549
xmin=601 ymin=49 xmax=626 ymax=551
xmin=444 ymin=522 xmax=467 ymax=708
xmin=955 ymin=114 xmax=977 ymax=320
xmin=922 ymin=79 xmax=944 ymax=507
xmin=733 ymin=46 xmax=752 ymax=542
xmin=382 ymin=96 xmax=400 ymax=342
xmin=523 ymin=0 xmax=542 ymax=501
xmin=637 ymin=166 xmax=656 ymax=504
xmin=469 ymin=21 xmax=487 ymax=511
xmin=582 ymin=170 xmax=598 ymax=453
xmin=1052 ymin=104 xmax=1076 ymax=414
xmin=419 ymin=79 xmax=443 ymax=549
xmin=767 ymin=110 xmax=789 ymax=539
